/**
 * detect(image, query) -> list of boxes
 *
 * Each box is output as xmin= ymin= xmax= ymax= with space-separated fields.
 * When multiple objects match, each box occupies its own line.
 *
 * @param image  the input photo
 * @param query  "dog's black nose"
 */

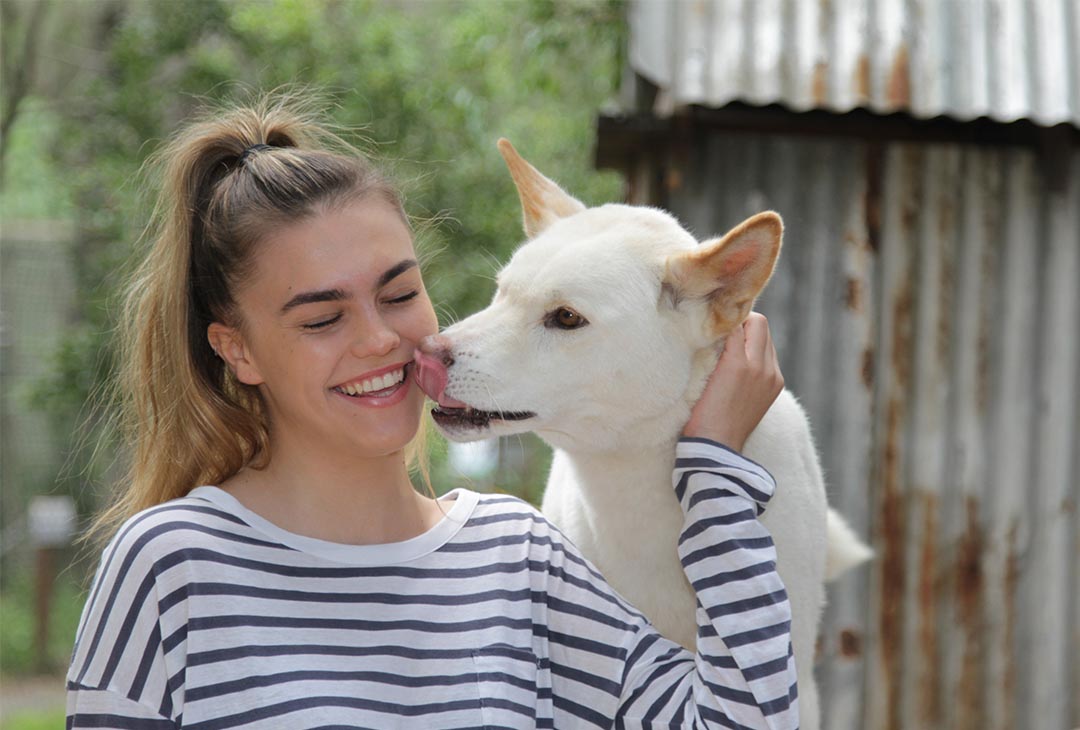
xmin=418 ymin=334 xmax=455 ymax=368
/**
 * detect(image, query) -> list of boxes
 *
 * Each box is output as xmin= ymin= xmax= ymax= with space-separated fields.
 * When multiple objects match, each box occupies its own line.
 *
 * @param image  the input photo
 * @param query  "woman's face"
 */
xmin=211 ymin=197 xmax=439 ymax=460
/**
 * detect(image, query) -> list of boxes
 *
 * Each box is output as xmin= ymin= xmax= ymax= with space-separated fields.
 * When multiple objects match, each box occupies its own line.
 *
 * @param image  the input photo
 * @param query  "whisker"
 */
xmin=477 ymin=247 xmax=506 ymax=277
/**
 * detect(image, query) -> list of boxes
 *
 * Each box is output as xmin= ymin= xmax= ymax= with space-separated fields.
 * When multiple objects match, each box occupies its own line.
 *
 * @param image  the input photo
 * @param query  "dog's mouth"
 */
xmin=430 ymin=405 xmax=536 ymax=429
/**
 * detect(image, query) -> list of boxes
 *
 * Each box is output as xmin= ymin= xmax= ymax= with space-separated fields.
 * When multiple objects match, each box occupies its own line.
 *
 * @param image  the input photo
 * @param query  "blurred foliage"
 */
xmin=0 ymin=565 xmax=85 ymax=675
xmin=0 ymin=101 xmax=74 ymax=220
xmin=2 ymin=0 xmax=624 ymax=517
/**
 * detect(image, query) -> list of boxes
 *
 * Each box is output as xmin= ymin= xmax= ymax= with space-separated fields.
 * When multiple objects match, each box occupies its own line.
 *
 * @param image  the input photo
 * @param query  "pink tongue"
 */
xmin=413 ymin=351 xmax=468 ymax=408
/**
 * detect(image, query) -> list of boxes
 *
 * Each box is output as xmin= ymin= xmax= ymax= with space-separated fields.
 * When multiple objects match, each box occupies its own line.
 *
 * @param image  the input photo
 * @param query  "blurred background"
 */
xmin=1 ymin=1 xmax=1077 ymax=729
xmin=0 ymin=0 xmax=623 ymax=724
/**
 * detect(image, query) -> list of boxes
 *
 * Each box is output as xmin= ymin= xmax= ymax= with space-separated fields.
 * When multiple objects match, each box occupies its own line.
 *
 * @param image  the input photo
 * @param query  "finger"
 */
xmin=742 ymin=313 xmax=770 ymax=364
xmin=764 ymin=325 xmax=783 ymax=389
xmin=722 ymin=320 xmax=747 ymax=362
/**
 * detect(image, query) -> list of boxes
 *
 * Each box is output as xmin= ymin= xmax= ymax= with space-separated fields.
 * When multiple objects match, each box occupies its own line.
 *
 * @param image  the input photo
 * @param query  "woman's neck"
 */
xmin=220 ymin=440 xmax=443 ymax=546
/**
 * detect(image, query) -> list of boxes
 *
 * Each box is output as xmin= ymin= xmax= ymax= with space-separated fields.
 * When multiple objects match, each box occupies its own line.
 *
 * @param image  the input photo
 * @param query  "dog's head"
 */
xmin=415 ymin=140 xmax=782 ymax=452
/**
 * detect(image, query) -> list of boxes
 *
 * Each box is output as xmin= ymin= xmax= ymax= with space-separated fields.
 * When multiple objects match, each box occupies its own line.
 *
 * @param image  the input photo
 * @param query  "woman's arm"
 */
xmin=613 ymin=436 xmax=797 ymax=728
xmin=67 ymin=511 xmax=179 ymax=729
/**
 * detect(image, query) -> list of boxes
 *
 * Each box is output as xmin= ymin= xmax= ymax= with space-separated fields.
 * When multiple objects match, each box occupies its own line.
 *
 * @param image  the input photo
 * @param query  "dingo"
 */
xmin=416 ymin=140 xmax=872 ymax=729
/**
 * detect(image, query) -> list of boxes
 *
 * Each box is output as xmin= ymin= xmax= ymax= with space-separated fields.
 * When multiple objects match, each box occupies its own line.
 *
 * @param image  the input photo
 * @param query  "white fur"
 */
xmin=433 ymin=201 xmax=870 ymax=730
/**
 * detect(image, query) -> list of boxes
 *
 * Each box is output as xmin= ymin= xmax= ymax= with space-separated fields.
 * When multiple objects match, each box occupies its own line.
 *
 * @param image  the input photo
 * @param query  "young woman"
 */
xmin=67 ymin=98 xmax=798 ymax=729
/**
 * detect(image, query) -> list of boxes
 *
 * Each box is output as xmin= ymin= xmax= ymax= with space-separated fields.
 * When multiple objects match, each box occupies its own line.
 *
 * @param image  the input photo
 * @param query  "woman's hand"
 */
xmin=681 ymin=312 xmax=784 ymax=452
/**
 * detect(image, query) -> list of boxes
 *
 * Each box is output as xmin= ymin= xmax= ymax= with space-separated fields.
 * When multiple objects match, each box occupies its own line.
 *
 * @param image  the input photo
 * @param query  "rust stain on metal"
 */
xmin=862 ymin=347 xmax=875 ymax=390
xmin=976 ymin=315 xmax=990 ymax=415
xmin=887 ymin=44 xmax=911 ymax=108
xmin=864 ymin=144 xmax=884 ymax=254
xmin=954 ymin=496 xmax=984 ymax=729
xmin=665 ymin=167 xmax=683 ymax=191
xmin=878 ymin=398 xmax=906 ymax=730
xmin=846 ymin=276 xmax=863 ymax=312
xmin=900 ymin=155 xmax=920 ymax=233
xmin=1002 ymin=520 xmax=1020 ymax=730
xmin=918 ymin=492 xmax=942 ymax=725
xmin=937 ymin=191 xmax=956 ymax=368
xmin=938 ymin=240 xmax=955 ymax=369
xmin=812 ymin=60 xmax=829 ymax=105
xmin=938 ymin=193 xmax=956 ymax=238
xmin=839 ymin=628 xmax=862 ymax=658
xmin=854 ymin=54 xmax=871 ymax=102
xmin=976 ymin=236 xmax=996 ymax=415
xmin=892 ymin=280 xmax=914 ymax=390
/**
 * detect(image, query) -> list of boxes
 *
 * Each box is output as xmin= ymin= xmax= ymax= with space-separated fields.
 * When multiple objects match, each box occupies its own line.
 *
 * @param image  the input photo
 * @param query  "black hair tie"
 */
xmin=238 ymin=143 xmax=274 ymax=164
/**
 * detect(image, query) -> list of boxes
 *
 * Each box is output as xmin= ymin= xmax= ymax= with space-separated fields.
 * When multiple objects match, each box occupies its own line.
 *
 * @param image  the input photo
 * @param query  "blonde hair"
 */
xmin=89 ymin=94 xmax=432 ymax=545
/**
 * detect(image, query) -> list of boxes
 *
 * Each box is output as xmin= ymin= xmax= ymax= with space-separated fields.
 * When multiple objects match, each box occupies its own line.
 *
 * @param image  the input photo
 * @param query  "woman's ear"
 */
xmin=207 ymin=322 xmax=264 ymax=386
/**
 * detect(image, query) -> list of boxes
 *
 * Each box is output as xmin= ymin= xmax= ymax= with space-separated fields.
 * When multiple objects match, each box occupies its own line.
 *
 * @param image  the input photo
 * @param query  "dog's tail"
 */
xmin=825 ymin=507 xmax=874 ymax=581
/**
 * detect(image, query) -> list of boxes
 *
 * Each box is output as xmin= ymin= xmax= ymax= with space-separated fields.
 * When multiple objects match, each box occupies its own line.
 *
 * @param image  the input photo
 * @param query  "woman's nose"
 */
xmin=353 ymin=314 xmax=400 ymax=358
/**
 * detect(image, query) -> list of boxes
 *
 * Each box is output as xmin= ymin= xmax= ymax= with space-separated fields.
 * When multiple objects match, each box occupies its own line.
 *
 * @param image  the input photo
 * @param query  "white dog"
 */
xmin=416 ymin=140 xmax=872 ymax=729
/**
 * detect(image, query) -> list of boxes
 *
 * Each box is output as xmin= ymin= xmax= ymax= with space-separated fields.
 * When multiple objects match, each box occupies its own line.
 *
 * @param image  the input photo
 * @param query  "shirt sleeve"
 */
xmin=66 ymin=513 xmax=180 ymax=729
xmin=67 ymin=683 xmax=177 ymax=729
xmin=544 ymin=437 xmax=799 ymax=730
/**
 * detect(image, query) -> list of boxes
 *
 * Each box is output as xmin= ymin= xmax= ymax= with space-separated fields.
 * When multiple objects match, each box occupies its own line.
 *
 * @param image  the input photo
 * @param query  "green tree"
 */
xmin=21 ymin=0 xmax=625 ymax=508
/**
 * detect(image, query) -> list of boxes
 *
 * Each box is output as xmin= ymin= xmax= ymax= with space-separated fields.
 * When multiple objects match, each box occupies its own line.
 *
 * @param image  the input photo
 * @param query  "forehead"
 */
xmin=248 ymin=198 xmax=416 ymax=292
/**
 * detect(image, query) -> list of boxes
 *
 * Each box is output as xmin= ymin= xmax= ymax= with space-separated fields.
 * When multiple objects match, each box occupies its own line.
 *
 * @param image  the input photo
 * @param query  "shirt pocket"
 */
xmin=471 ymin=644 xmax=544 ymax=729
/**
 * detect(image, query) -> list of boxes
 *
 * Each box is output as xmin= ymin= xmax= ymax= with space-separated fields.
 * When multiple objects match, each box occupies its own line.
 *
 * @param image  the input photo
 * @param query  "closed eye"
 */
xmin=386 ymin=291 xmax=419 ymax=305
xmin=302 ymin=313 xmax=342 ymax=330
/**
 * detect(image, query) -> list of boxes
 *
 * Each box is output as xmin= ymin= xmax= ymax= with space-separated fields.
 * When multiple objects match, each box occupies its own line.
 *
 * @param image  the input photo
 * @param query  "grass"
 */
xmin=1 ymin=708 xmax=66 ymax=730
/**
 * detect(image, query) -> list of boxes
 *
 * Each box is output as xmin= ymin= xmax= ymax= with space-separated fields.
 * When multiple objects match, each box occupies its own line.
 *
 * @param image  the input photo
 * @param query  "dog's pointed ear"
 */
xmin=497 ymin=138 xmax=586 ymax=238
xmin=663 ymin=212 xmax=783 ymax=337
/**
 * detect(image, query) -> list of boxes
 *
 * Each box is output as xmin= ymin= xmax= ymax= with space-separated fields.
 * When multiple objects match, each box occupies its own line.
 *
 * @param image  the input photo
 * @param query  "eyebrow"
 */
xmin=279 ymin=259 xmax=419 ymax=314
xmin=377 ymin=259 xmax=419 ymax=289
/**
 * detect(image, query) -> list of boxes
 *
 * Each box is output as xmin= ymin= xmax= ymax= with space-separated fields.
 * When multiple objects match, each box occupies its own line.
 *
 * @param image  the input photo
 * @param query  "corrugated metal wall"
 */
xmin=663 ymin=134 xmax=1080 ymax=729
xmin=629 ymin=0 xmax=1080 ymax=126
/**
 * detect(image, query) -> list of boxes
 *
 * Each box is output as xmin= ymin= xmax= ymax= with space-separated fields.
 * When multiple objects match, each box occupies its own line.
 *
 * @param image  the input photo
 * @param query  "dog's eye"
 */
xmin=546 ymin=307 xmax=588 ymax=330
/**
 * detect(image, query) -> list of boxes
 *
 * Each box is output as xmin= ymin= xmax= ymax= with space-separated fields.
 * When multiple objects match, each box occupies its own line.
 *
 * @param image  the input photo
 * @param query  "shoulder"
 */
xmin=448 ymin=489 xmax=583 ymax=560
xmin=463 ymin=492 xmax=650 ymax=626
xmin=466 ymin=490 xmax=564 ymax=540
xmin=87 ymin=489 xmax=283 ymax=600
xmin=68 ymin=494 xmax=237 ymax=688
xmin=460 ymin=490 xmax=611 ymax=581
xmin=100 ymin=490 xmax=259 ymax=565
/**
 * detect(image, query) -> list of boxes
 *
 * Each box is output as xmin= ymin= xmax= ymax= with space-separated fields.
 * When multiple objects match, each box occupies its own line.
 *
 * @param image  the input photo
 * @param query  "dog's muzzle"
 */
xmin=413 ymin=342 xmax=536 ymax=430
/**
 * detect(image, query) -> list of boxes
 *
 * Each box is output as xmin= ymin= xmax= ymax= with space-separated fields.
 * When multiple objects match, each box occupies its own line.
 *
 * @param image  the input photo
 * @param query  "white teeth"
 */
xmin=337 ymin=368 xmax=405 ymax=396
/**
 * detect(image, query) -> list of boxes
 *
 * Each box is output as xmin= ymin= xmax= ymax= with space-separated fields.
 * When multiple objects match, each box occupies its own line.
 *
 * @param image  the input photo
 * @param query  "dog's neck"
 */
xmin=545 ymin=346 xmax=719 ymax=507
xmin=554 ymin=440 xmax=679 ymax=508
xmin=547 ymin=344 xmax=717 ymax=448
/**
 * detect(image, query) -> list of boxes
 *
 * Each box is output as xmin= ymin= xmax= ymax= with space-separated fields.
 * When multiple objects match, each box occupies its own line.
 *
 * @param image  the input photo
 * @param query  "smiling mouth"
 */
xmin=430 ymin=405 xmax=536 ymax=429
xmin=332 ymin=363 xmax=410 ymax=398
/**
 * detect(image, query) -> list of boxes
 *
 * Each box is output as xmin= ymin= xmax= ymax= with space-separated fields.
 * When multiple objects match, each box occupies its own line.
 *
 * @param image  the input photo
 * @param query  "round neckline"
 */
xmin=187 ymin=486 xmax=479 ymax=566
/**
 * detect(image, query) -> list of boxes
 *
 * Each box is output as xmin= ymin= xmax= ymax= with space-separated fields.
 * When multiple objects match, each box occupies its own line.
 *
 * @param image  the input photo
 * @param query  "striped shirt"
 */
xmin=67 ymin=438 xmax=798 ymax=729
